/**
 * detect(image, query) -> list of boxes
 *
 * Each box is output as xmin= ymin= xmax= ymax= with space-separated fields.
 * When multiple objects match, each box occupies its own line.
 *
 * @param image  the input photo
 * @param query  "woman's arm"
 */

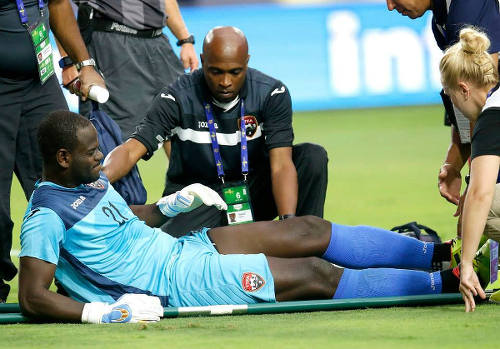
xmin=459 ymin=154 xmax=500 ymax=311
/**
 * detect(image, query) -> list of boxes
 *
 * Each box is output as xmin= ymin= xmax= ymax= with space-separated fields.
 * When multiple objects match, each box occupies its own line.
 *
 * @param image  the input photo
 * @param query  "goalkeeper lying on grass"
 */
xmin=18 ymin=111 xmax=482 ymax=323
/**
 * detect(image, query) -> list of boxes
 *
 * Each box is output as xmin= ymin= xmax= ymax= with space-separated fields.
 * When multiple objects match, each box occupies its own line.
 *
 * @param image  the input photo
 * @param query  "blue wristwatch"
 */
xmin=58 ymin=56 xmax=74 ymax=69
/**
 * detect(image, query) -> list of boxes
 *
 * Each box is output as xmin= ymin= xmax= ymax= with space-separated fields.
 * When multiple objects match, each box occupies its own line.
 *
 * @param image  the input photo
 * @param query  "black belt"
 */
xmin=91 ymin=17 xmax=163 ymax=38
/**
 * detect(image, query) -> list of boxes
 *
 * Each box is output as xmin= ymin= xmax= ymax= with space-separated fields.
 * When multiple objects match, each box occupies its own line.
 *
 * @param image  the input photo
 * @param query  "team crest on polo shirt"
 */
xmin=241 ymin=272 xmax=265 ymax=292
xmin=239 ymin=115 xmax=258 ymax=138
xmin=86 ymin=179 xmax=105 ymax=190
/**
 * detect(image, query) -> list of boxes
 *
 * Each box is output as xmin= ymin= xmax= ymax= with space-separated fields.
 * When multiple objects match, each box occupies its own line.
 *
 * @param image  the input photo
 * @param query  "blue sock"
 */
xmin=322 ymin=223 xmax=433 ymax=269
xmin=333 ymin=268 xmax=442 ymax=299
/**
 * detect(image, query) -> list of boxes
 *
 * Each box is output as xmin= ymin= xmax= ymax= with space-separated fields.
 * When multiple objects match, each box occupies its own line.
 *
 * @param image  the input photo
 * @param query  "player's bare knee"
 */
xmin=289 ymin=215 xmax=330 ymax=242
xmin=303 ymin=257 xmax=340 ymax=297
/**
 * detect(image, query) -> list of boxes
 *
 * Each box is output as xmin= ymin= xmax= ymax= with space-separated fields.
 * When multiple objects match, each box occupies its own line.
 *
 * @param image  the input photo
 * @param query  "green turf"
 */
xmin=6 ymin=104 xmax=496 ymax=348
xmin=1 ymin=306 xmax=499 ymax=348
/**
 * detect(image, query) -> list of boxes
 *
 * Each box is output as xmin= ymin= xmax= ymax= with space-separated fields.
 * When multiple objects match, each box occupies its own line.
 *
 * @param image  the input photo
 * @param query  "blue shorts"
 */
xmin=167 ymin=228 xmax=276 ymax=307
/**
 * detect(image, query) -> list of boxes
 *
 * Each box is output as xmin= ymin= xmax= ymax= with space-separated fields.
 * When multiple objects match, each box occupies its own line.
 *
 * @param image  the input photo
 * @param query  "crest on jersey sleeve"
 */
xmin=238 ymin=115 xmax=258 ymax=138
xmin=85 ymin=179 xmax=106 ymax=190
xmin=241 ymin=272 xmax=266 ymax=292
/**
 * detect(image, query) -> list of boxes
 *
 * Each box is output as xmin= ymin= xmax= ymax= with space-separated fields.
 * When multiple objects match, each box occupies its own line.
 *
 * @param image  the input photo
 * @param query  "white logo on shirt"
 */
xmin=71 ymin=196 xmax=86 ymax=210
xmin=160 ymin=93 xmax=176 ymax=101
xmin=198 ymin=121 xmax=218 ymax=129
xmin=270 ymin=86 xmax=285 ymax=96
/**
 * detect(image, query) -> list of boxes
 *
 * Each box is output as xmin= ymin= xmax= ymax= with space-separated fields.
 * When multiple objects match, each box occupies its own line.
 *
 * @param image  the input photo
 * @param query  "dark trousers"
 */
xmin=161 ymin=143 xmax=329 ymax=237
xmin=0 ymin=75 xmax=67 ymax=300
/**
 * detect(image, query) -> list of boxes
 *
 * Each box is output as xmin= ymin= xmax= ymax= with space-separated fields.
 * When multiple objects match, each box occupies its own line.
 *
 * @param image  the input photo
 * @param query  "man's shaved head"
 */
xmin=201 ymin=26 xmax=250 ymax=102
xmin=203 ymin=26 xmax=248 ymax=58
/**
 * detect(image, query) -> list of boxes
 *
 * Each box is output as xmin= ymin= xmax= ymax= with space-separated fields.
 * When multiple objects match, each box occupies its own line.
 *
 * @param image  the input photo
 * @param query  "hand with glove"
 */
xmin=156 ymin=183 xmax=227 ymax=217
xmin=81 ymin=293 xmax=163 ymax=324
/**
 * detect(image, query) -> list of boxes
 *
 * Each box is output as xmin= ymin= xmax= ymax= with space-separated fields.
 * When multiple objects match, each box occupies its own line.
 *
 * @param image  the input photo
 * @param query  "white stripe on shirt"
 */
xmin=171 ymin=125 xmax=263 ymax=145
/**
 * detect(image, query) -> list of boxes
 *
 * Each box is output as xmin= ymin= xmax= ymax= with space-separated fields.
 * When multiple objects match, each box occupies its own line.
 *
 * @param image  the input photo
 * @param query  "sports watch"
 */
xmin=176 ymin=35 xmax=195 ymax=47
xmin=75 ymin=58 xmax=96 ymax=71
xmin=58 ymin=56 xmax=74 ymax=69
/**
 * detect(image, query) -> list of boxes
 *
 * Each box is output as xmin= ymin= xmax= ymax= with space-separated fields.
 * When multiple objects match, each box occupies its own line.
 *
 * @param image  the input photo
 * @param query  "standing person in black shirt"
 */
xmin=0 ymin=0 xmax=104 ymax=302
xmin=103 ymin=26 xmax=328 ymax=237
xmin=439 ymin=27 xmax=500 ymax=312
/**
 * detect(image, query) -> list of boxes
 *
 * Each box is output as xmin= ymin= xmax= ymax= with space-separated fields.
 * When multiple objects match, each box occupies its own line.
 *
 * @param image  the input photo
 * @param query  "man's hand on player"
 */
xmin=81 ymin=294 xmax=163 ymax=324
xmin=157 ymin=183 xmax=227 ymax=217
xmin=438 ymin=163 xmax=462 ymax=205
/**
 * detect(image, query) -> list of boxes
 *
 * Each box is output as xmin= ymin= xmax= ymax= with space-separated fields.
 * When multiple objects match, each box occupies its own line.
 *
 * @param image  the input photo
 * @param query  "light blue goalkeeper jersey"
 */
xmin=20 ymin=174 xmax=176 ymax=306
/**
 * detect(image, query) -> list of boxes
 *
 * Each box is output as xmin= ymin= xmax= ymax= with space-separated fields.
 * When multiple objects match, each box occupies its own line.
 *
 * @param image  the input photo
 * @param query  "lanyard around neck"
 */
xmin=487 ymin=82 xmax=500 ymax=98
xmin=16 ymin=0 xmax=45 ymax=26
xmin=203 ymin=100 xmax=249 ymax=183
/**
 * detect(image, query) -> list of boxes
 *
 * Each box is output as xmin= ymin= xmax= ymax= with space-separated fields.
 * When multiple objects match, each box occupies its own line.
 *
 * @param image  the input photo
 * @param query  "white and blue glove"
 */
xmin=81 ymin=294 xmax=163 ymax=324
xmin=156 ymin=183 xmax=227 ymax=217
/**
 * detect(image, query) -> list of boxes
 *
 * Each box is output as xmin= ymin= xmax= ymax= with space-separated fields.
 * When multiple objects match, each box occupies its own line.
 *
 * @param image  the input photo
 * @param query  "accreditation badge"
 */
xmin=28 ymin=19 xmax=54 ymax=84
xmin=222 ymin=182 xmax=254 ymax=225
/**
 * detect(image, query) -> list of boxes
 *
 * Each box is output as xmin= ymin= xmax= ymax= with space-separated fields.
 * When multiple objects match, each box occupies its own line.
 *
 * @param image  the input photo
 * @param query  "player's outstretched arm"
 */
xmin=130 ymin=203 xmax=169 ymax=228
xmin=131 ymin=184 xmax=227 ymax=227
xmin=156 ymin=183 xmax=227 ymax=217
xmin=102 ymin=139 xmax=147 ymax=183
xmin=19 ymin=257 xmax=164 ymax=323
xmin=19 ymin=257 xmax=84 ymax=322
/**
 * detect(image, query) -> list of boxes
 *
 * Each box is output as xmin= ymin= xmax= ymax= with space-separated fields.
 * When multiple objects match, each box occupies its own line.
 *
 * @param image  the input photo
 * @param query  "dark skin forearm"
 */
xmin=130 ymin=204 xmax=168 ymax=228
xmin=48 ymin=0 xmax=90 ymax=63
xmin=270 ymin=147 xmax=298 ymax=216
xmin=48 ymin=0 xmax=105 ymax=99
xmin=103 ymin=139 xmax=147 ymax=183
xmin=19 ymin=257 xmax=83 ymax=322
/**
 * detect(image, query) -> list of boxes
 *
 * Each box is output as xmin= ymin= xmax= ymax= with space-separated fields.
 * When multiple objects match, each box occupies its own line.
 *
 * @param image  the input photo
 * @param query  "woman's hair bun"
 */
xmin=459 ymin=27 xmax=490 ymax=54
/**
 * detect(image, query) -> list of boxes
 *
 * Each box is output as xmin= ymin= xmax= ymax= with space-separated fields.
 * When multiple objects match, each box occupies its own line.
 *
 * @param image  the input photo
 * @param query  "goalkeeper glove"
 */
xmin=81 ymin=294 xmax=163 ymax=324
xmin=156 ymin=183 xmax=227 ymax=217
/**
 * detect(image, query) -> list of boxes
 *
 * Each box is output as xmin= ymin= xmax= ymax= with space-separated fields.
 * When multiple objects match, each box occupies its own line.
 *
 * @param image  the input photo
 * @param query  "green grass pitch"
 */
xmin=3 ymin=105 xmax=498 ymax=348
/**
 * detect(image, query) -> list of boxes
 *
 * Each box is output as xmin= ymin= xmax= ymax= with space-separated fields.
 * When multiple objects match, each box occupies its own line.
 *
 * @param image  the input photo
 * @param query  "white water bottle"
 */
xmin=70 ymin=80 xmax=109 ymax=104
xmin=88 ymin=85 xmax=109 ymax=103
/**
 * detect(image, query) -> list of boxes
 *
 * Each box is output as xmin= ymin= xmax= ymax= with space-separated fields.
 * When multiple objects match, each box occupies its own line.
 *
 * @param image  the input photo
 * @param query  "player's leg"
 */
xmin=268 ymin=256 xmax=458 ymax=301
xmin=208 ymin=215 xmax=331 ymax=257
xmin=208 ymin=216 xmax=451 ymax=270
xmin=293 ymin=143 xmax=328 ymax=218
xmin=267 ymin=256 xmax=342 ymax=300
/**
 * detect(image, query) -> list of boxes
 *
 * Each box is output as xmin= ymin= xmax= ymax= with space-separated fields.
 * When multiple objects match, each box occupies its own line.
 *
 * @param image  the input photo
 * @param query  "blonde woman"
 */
xmin=440 ymin=27 xmax=500 ymax=312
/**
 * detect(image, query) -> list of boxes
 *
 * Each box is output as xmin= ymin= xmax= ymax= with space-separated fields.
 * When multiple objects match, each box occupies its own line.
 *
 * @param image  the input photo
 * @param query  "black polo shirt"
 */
xmin=132 ymin=68 xmax=294 ymax=186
